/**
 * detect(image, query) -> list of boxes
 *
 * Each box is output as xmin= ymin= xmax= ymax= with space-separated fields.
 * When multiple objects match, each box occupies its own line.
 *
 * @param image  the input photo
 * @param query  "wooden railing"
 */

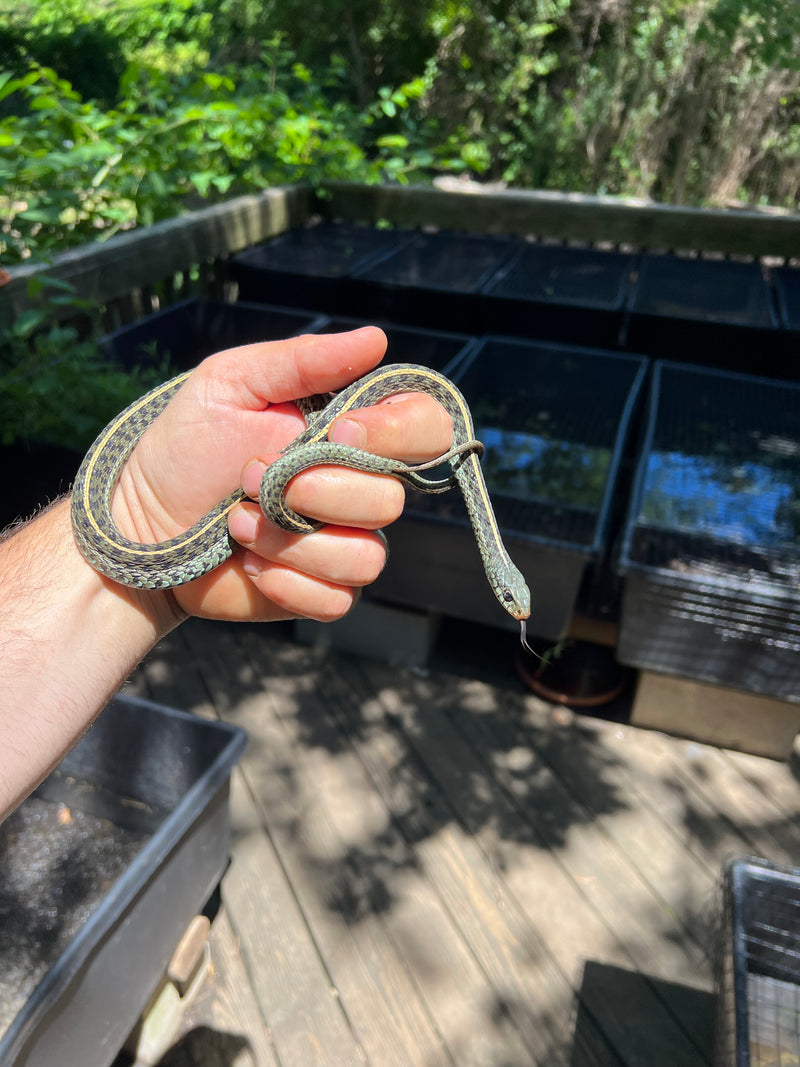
xmin=317 ymin=181 xmax=800 ymax=259
xmin=2 ymin=184 xmax=311 ymax=330
xmin=3 ymin=180 xmax=798 ymax=332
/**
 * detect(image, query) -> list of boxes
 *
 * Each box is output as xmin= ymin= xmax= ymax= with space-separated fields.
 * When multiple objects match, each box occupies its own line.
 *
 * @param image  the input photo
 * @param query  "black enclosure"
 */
xmin=618 ymin=361 xmax=800 ymax=699
xmin=371 ymin=337 xmax=647 ymax=639
xmin=228 ymin=221 xmax=411 ymax=313
xmin=0 ymin=695 xmax=246 ymax=1067
xmin=481 ymin=242 xmax=636 ymax=348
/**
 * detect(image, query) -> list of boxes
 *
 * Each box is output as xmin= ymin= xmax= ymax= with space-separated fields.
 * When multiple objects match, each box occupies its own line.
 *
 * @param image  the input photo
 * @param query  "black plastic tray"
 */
xmin=625 ymin=256 xmax=782 ymax=375
xmin=100 ymin=297 xmax=324 ymax=371
xmin=0 ymin=693 xmax=246 ymax=1067
xmin=715 ymin=858 xmax=800 ymax=1067
xmin=775 ymin=266 xmax=800 ymax=332
xmin=617 ymin=361 xmax=800 ymax=699
xmin=348 ymin=230 xmax=519 ymax=333
xmin=774 ymin=266 xmax=800 ymax=375
xmin=228 ymin=221 xmax=411 ymax=312
xmin=372 ymin=337 xmax=647 ymax=639
xmin=311 ymin=315 xmax=478 ymax=376
xmin=481 ymin=243 xmax=636 ymax=348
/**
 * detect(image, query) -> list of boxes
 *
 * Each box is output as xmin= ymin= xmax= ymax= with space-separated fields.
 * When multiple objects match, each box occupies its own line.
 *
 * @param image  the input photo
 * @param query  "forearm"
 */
xmin=0 ymin=498 xmax=184 ymax=818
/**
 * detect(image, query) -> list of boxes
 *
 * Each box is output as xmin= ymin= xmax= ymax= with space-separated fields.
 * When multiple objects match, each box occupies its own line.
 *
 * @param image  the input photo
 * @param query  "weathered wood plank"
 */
xmin=720 ymin=743 xmax=800 ymax=823
xmin=193 ymin=621 xmax=535 ymax=1067
xmin=346 ymin=658 xmax=711 ymax=1066
xmin=226 ymin=769 xmax=369 ymax=1067
xmin=2 ymin=185 xmax=312 ymax=323
xmin=317 ymin=181 xmax=800 ymax=258
xmin=636 ymin=730 xmax=800 ymax=865
xmin=311 ymin=648 xmax=622 ymax=1067
xmin=509 ymin=700 xmax=716 ymax=951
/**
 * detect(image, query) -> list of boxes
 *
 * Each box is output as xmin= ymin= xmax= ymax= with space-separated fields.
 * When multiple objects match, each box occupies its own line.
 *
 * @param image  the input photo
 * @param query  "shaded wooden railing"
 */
xmin=317 ymin=181 xmax=800 ymax=258
xmin=1 ymin=184 xmax=311 ymax=330
xmin=3 ymin=180 xmax=798 ymax=332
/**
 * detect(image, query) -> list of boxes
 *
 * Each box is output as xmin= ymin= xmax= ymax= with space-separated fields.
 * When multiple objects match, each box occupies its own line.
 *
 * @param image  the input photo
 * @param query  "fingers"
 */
xmin=229 ymin=503 xmax=387 ymax=583
xmin=329 ymin=392 xmax=453 ymax=463
xmin=228 ymin=502 xmax=387 ymax=623
xmin=240 ymin=458 xmax=405 ymax=529
xmin=199 ymin=326 xmax=388 ymax=411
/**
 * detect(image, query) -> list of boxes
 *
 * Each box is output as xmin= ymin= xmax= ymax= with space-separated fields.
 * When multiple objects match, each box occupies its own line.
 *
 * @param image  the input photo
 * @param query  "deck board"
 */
xmin=126 ymin=618 xmax=799 ymax=1066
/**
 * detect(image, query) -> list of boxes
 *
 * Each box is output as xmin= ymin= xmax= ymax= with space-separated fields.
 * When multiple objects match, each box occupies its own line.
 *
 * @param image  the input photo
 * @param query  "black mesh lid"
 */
xmin=232 ymin=221 xmax=406 ymax=278
xmin=357 ymin=231 xmax=519 ymax=292
xmin=624 ymin=362 xmax=800 ymax=586
xmin=631 ymin=255 xmax=776 ymax=326
xmin=485 ymin=243 xmax=634 ymax=308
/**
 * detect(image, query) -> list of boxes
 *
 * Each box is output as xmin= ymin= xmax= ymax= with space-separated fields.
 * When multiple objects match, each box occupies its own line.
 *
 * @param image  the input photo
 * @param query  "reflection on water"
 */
xmin=640 ymin=450 xmax=800 ymax=552
xmin=477 ymin=426 xmax=611 ymax=510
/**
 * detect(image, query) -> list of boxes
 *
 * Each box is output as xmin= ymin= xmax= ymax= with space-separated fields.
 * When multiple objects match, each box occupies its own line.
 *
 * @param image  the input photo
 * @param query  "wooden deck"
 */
xmin=124 ymin=616 xmax=800 ymax=1067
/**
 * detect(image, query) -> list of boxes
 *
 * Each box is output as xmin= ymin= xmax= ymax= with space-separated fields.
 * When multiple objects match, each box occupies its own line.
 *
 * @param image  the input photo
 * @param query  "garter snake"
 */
xmin=71 ymin=362 xmax=532 ymax=628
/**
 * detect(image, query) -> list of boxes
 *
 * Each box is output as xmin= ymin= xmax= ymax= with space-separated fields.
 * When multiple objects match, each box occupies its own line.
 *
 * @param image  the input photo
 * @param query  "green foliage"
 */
xmin=0 ymin=48 xmax=466 ymax=265
xmin=1 ymin=0 xmax=797 ymax=274
xmin=0 ymin=278 xmax=170 ymax=451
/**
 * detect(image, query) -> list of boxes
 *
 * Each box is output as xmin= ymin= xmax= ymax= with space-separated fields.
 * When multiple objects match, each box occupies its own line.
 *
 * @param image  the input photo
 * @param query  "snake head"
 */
xmin=494 ymin=562 xmax=531 ymax=621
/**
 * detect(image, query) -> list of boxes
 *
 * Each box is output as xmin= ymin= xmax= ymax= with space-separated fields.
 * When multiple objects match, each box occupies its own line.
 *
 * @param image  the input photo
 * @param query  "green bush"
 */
xmin=0 ymin=278 xmax=170 ymax=452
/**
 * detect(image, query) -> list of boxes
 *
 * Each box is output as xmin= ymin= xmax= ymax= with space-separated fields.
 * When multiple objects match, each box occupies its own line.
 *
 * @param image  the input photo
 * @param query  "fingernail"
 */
xmin=330 ymin=418 xmax=365 ymax=448
xmin=242 ymin=459 xmax=267 ymax=498
xmin=242 ymin=551 xmax=262 ymax=577
xmin=229 ymin=507 xmax=258 ymax=544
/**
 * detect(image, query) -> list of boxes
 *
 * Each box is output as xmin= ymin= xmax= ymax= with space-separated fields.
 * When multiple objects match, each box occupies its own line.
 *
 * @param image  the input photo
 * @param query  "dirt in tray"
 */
xmin=0 ymin=795 xmax=150 ymax=1038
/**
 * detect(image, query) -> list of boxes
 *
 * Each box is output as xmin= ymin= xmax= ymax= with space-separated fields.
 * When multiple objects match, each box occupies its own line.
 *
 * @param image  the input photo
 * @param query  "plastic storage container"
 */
xmin=617 ymin=361 xmax=800 ymax=700
xmin=481 ymin=242 xmax=636 ymax=348
xmin=311 ymin=315 xmax=478 ymax=376
xmin=371 ymin=337 xmax=648 ymax=640
xmin=228 ymin=221 xmax=411 ymax=312
xmin=625 ymin=256 xmax=782 ymax=376
xmin=0 ymin=694 xmax=246 ymax=1067
xmin=774 ymin=266 xmax=800 ymax=375
xmin=100 ymin=297 xmax=324 ymax=371
xmin=348 ymin=230 xmax=519 ymax=333
xmin=715 ymin=858 xmax=800 ymax=1067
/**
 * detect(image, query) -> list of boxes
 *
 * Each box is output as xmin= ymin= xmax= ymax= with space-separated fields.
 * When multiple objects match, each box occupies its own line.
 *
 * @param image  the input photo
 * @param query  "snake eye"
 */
xmin=503 ymin=590 xmax=514 ymax=603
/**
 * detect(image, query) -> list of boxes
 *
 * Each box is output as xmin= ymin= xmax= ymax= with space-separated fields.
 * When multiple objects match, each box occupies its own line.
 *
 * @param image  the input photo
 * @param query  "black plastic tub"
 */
xmin=311 ymin=315 xmax=478 ymax=376
xmin=100 ymin=297 xmax=324 ymax=372
xmin=617 ymin=361 xmax=800 ymax=700
xmin=774 ymin=266 xmax=800 ymax=373
xmin=348 ymin=230 xmax=519 ymax=333
xmin=371 ymin=337 xmax=648 ymax=640
xmin=624 ymin=255 xmax=782 ymax=375
xmin=228 ymin=221 xmax=411 ymax=312
xmin=481 ymin=243 xmax=636 ymax=348
xmin=0 ymin=693 xmax=246 ymax=1067
xmin=715 ymin=858 xmax=800 ymax=1067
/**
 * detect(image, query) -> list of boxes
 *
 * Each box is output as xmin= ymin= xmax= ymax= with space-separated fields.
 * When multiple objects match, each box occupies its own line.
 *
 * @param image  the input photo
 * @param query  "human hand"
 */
xmin=111 ymin=327 xmax=453 ymax=624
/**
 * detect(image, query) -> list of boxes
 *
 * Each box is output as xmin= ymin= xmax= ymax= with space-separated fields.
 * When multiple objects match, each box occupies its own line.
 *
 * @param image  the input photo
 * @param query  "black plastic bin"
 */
xmin=0 ymin=693 xmax=247 ymax=1067
xmin=617 ymin=361 xmax=800 ymax=700
xmin=774 ymin=266 xmax=800 ymax=371
xmin=311 ymin=315 xmax=478 ymax=376
xmin=100 ymin=297 xmax=324 ymax=372
xmin=625 ymin=255 xmax=783 ymax=376
xmin=228 ymin=221 xmax=411 ymax=313
xmin=481 ymin=243 xmax=636 ymax=348
xmin=348 ymin=230 xmax=519 ymax=334
xmin=715 ymin=857 xmax=800 ymax=1067
xmin=371 ymin=337 xmax=648 ymax=640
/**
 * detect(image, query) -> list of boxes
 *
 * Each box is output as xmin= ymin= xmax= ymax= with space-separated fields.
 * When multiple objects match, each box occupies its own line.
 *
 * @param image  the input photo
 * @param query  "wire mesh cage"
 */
xmin=716 ymin=858 xmax=800 ymax=1067
xmin=618 ymin=361 xmax=800 ymax=700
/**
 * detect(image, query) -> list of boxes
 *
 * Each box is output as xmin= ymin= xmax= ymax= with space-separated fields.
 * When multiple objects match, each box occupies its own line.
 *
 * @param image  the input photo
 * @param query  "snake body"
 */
xmin=71 ymin=362 xmax=531 ymax=622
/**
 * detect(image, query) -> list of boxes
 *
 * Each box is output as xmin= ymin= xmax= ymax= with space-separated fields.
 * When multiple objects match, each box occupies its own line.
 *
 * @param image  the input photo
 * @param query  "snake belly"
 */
xmin=70 ymin=362 xmax=531 ymax=619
